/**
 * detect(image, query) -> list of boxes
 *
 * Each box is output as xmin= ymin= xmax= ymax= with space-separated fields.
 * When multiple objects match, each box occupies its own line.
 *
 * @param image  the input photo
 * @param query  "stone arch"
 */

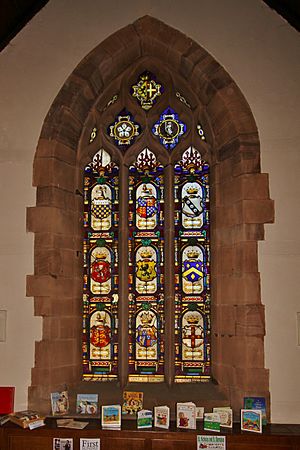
xmin=26 ymin=15 xmax=274 ymax=414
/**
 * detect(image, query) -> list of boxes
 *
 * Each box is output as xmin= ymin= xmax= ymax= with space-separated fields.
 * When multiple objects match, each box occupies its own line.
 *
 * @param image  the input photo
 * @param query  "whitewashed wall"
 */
xmin=0 ymin=0 xmax=299 ymax=423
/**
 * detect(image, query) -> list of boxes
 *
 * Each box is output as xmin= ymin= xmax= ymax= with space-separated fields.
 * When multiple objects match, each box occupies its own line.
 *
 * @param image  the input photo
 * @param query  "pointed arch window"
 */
xmin=82 ymin=68 xmax=211 ymax=384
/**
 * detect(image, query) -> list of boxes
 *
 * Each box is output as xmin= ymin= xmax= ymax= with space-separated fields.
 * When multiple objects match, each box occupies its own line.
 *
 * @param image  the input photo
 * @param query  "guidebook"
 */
xmin=241 ymin=409 xmax=262 ymax=433
xmin=154 ymin=405 xmax=170 ymax=429
xmin=76 ymin=393 xmax=98 ymax=415
xmin=176 ymin=402 xmax=196 ymax=430
xmin=137 ymin=409 xmax=153 ymax=429
xmin=243 ymin=397 xmax=267 ymax=425
xmin=203 ymin=413 xmax=221 ymax=432
xmin=213 ymin=407 xmax=233 ymax=428
xmin=101 ymin=405 xmax=121 ymax=429
xmin=51 ymin=390 xmax=69 ymax=416
xmin=122 ymin=391 xmax=143 ymax=415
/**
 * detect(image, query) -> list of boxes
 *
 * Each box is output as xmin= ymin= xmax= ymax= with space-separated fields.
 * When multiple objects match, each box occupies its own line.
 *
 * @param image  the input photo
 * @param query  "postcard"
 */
xmin=53 ymin=438 xmax=73 ymax=450
xmin=51 ymin=391 xmax=69 ymax=416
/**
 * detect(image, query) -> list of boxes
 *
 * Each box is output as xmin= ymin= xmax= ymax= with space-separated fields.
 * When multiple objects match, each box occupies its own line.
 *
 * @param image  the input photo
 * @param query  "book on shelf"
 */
xmin=9 ymin=410 xmax=45 ymax=429
xmin=176 ymin=402 xmax=196 ymax=430
xmin=203 ymin=412 xmax=221 ymax=432
xmin=51 ymin=390 xmax=69 ymax=416
xmin=241 ymin=409 xmax=262 ymax=433
xmin=101 ymin=405 xmax=121 ymax=429
xmin=213 ymin=407 xmax=233 ymax=428
xmin=196 ymin=406 xmax=204 ymax=421
xmin=0 ymin=386 xmax=15 ymax=414
xmin=137 ymin=409 xmax=153 ymax=429
xmin=243 ymin=396 xmax=267 ymax=425
xmin=154 ymin=405 xmax=170 ymax=429
xmin=122 ymin=391 xmax=143 ymax=415
xmin=76 ymin=393 xmax=98 ymax=415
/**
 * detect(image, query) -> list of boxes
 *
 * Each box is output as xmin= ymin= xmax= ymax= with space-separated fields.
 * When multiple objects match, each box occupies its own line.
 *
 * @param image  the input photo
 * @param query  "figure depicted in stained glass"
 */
xmin=108 ymin=111 xmax=140 ymax=147
xmin=152 ymin=107 xmax=186 ymax=150
xmin=91 ymin=184 xmax=112 ymax=230
xmin=135 ymin=310 xmax=158 ymax=360
xmin=182 ymin=310 xmax=204 ymax=361
xmin=136 ymin=183 xmax=158 ymax=229
xmin=131 ymin=72 xmax=162 ymax=110
xmin=90 ymin=310 xmax=111 ymax=359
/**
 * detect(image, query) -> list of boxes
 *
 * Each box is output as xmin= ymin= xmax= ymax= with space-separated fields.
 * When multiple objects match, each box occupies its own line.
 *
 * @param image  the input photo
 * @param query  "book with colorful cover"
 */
xmin=176 ymin=402 xmax=196 ymax=430
xmin=203 ymin=413 xmax=221 ymax=432
xmin=243 ymin=397 xmax=267 ymax=425
xmin=0 ymin=387 xmax=15 ymax=414
xmin=137 ymin=409 xmax=153 ymax=429
xmin=154 ymin=405 xmax=170 ymax=429
xmin=76 ymin=393 xmax=98 ymax=415
xmin=213 ymin=407 xmax=233 ymax=428
xmin=122 ymin=391 xmax=143 ymax=415
xmin=51 ymin=390 xmax=69 ymax=416
xmin=101 ymin=405 xmax=121 ymax=428
xmin=9 ymin=410 xmax=45 ymax=429
xmin=241 ymin=409 xmax=262 ymax=433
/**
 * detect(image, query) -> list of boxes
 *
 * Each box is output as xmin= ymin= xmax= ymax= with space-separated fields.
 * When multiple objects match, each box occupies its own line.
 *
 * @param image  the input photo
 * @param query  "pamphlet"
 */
xmin=203 ymin=413 xmax=221 ymax=432
xmin=154 ymin=405 xmax=170 ymax=429
xmin=51 ymin=391 xmax=69 ymax=416
xmin=213 ymin=407 xmax=233 ymax=428
xmin=53 ymin=438 xmax=73 ymax=450
xmin=176 ymin=402 xmax=196 ymax=429
xmin=101 ymin=405 xmax=121 ymax=429
xmin=122 ymin=391 xmax=143 ymax=415
xmin=80 ymin=438 xmax=101 ymax=450
xmin=137 ymin=409 xmax=153 ymax=429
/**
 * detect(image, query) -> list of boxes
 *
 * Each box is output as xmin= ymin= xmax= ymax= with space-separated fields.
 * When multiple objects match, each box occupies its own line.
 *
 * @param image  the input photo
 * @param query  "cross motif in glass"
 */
xmin=131 ymin=72 xmax=162 ymax=110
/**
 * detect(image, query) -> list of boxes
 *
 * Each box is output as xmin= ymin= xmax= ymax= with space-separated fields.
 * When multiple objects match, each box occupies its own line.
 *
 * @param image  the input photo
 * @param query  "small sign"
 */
xmin=197 ymin=435 xmax=226 ymax=450
xmin=80 ymin=438 xmax=101 ymax=449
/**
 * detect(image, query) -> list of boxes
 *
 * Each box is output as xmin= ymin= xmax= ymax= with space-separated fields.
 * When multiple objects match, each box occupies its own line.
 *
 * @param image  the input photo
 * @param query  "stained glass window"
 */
xmin=82 ymin=149 xmax=119 ymax=381
xmin=174 ymin=147 xmax=210 ymax=381
xmin=128 ymin=148 xmax=165 ymax=382
xmin=82 ymin=70 xmax=210 ymax=385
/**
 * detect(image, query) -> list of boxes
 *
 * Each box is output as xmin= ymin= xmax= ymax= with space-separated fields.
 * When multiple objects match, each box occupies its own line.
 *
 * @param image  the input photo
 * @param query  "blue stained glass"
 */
xmin=152 ymin=107 xmax=186 ymax=150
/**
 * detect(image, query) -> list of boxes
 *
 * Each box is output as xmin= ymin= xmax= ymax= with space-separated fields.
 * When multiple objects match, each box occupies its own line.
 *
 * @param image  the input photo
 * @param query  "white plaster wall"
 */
xmin=0 ymin=0 xmax=299 ymax=422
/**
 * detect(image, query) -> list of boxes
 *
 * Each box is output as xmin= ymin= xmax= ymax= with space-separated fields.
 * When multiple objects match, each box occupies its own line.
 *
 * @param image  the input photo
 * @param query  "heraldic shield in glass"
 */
xmin=174 ymin=147 xmax=211 ymax=382
xmin=128 ymin=148 xmax=165 ymax=382
xmin=82 ymin=149 xmax=119 ymax=381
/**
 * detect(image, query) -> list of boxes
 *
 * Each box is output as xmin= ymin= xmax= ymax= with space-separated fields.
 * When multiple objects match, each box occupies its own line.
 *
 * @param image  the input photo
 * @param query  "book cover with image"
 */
xmin=101 ymin=405 xmax=121 ymax=428
xmin=76 ymin=393 xmax=98 ymax=415
xmin=122 ymin=391 xmax=143 ymax=415
xmin=203 ymin=413 xmax=221 ymax=432
xmin=51 ymin=391 xmax=69 ymax=416
xmin=243 ymin=397 xmax=267 ymax=425
xmin=241 ymin=409 xmax=262 ymax=433
xmin=137 ymin=409 xmax=153 ymax=429
xmin=154 ymin=405 xmax=170 ymax=429
xmin=213 ymin=407 xmax=233 ymax=428
xmin=53 ymin=438 xmax=73 ymax=450
xmin=176 ymin=402 xmax=196 ymax=430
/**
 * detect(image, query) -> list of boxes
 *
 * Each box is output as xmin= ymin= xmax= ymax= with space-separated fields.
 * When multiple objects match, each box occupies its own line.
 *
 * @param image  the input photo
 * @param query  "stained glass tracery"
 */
xmin=83 ymin=149 xmax=119 ymax=381
xmin=152 ymin=107 xmax=186 ymax=150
